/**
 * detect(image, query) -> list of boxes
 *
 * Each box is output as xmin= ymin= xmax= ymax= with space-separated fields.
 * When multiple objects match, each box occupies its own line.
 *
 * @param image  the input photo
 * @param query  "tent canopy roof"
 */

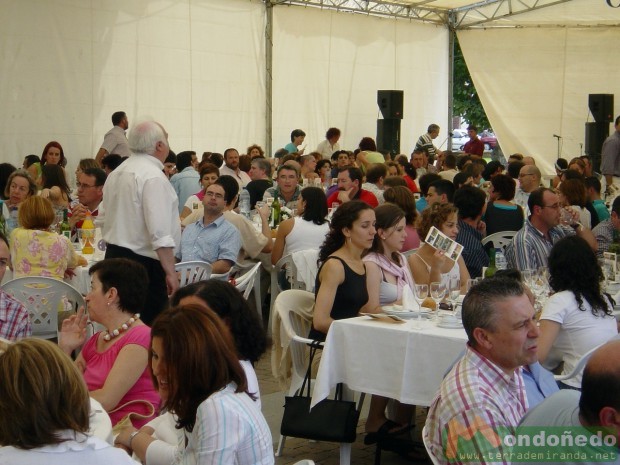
xmin=271 ymin=0 xmax=618 ymax=29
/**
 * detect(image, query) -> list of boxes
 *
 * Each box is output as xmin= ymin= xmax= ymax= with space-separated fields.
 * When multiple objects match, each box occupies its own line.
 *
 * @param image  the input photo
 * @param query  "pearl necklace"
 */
xmin=103 ymin=313 xmax=140 ymax=341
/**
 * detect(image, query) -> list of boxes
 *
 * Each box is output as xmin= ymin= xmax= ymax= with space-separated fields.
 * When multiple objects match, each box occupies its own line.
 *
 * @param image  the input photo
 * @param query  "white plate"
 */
xmin=437 ymin=319 xmax=463 ymax=329
xmin=384 ymin=309 xmax=431 ymax=319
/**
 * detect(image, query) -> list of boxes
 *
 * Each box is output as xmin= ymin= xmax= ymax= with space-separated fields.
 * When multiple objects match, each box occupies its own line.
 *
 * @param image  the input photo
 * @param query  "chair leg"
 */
xmin=276 ymin=434 xmax=287 ymax=456
xmin=374 ymin=442 xmax=382 ymax=465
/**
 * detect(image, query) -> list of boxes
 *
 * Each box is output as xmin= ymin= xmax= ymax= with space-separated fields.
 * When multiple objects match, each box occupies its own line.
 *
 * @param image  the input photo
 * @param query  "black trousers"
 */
xmin=105 ymin=243 xmax=169 ymax=326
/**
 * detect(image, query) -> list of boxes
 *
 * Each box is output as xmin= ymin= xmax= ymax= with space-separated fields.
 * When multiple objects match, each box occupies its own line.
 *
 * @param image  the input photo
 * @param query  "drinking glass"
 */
xmin=466 ymin=278 xmax=477 ymax=293
xmin=77 ymin=229 xmax=87 ymax=250
xmin=413 ymin=284 xmax=429 ymax=329
xmin=430 ymin=282 xmax=446 ymax=322
xmin=448 ymin=278 xmax=461 ymax=311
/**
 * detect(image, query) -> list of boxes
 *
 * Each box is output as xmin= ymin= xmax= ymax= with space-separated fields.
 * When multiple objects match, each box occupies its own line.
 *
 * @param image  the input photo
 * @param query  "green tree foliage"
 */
xmin=453 ymin=36 xmax=490 ymax=130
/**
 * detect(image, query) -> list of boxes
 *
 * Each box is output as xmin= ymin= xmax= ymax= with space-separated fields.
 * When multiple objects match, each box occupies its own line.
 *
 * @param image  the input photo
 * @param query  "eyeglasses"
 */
xmin=542 ymin=203 xmax=560 ymax=210
xmin=76 ymin=182 xmax=97 ymax=190
xmin=204 ymin=191 xmax=224 ymax=199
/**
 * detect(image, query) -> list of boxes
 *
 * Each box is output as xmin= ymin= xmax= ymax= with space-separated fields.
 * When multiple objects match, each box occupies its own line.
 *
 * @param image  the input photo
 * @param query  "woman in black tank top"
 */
xmin=308 ymin=200 xmax=377 ymax=341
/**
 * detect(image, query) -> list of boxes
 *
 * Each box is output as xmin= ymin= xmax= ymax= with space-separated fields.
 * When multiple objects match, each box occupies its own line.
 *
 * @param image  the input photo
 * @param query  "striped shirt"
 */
xmin=592 ymin=219 xmax=615 ymax=257
xmin=0 ymin=290 xmax=31 ymax=341
xmin=504 ymin=219 xmax=573 ymax=271
xmin=456 ymin=219 xmax=489 ymax=278
xmin=424 ymin=346 xmax=528 ymax=465
xmin=179 ymin=383 xmax=273 ymax=465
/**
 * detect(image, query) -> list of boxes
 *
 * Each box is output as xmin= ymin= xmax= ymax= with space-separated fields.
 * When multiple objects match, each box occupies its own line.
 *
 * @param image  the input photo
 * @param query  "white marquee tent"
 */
xmin=1 ymin=0 xmax=619 ymax=178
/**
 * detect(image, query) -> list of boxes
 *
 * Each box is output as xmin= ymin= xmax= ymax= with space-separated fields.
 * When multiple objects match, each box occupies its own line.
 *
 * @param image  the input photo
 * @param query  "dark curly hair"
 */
xmin=318 ymin=200 xmax=374 ymax=263
xmin=548 ymin=236 xmax=613 ymax=316
xmin=171 ymin=280 xmax=267 ymax=364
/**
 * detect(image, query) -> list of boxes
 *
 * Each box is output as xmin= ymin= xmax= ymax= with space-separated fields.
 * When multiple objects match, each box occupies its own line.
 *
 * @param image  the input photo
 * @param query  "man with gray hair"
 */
xmin=246 ymin=158 xmax=273 ymax=209
xmin=102 ymin=120 xmax=181 ymax=325
xmin=424 ymin=278 xmax=539 ymax=464
xmin=415 ymin=123 xmax=441 ymax=163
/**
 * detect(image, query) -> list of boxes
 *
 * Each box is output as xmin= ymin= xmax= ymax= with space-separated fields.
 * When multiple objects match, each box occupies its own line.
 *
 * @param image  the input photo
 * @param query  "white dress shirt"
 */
xmin=219 ymin=165 xmax=251 ymax=188
xmin=102 ymin=153 xmax=181 ymax=260
xmin=316 ymin=139 xmax=340 ymax=160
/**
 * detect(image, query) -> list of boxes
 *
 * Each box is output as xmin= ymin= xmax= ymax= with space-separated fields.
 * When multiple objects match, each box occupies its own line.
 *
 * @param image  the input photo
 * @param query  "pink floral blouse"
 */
xmin=9 ymin=228 xmax=79 ymax=279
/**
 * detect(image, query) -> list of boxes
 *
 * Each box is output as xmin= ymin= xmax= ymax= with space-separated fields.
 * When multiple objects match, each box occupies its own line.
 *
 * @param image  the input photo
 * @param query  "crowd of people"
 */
xmin=1 ymin=113 xmax=620 ymax=464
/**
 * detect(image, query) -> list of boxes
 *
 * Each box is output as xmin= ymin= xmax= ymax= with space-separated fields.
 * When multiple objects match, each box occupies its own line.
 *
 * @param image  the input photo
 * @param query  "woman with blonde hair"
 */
xmin=9 ymin=196 xmax=85 ymax=279
xmin=408 ymin=203 xmax=469 ymax=291
xmin=0 ymin=338 xmax=135 ymax=464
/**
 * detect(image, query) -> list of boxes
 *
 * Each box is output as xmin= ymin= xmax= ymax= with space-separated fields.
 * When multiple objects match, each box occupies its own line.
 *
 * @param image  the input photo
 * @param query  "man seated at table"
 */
xmin=362 ymin=163 xmax=387 ymax=205
xmin=592 ymin=196 xmax=620 ymax=257
xmin=263 ymin=164 xmax=301 ymax=210
xmin=0 ymin=233 xmax=31 ymax=341
xmin=69 ymin=167 xmax=106 ymax=240
xmin=246 ymin=157 xmax=273 ymax=209
xmin=326 ymin=166 xmax=378 ymax=208
xmin=505 ymin=188 xmax=597 ymax=270
xmin=516 ymin=339 xmax=620 ymax=464
xmin=454 ymin=185 xmax=489 ymax=278
xmin=177 ymin=178 xmax=241 ymax=274
xmin=424 ymin=277 xmax=539 ymax=465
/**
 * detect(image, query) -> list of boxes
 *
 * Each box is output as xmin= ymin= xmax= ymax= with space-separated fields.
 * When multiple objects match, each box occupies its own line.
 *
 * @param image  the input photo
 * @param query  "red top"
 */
xmin=463 ymin=138 xmax=485 ymax=156
xmin=327 ymin=189 xmax=379 ymax=208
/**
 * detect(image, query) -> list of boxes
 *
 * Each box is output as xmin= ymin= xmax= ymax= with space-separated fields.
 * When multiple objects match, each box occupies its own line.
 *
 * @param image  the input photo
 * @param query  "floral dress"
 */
xmin=9 ymin=228 xmax=79 ymax=279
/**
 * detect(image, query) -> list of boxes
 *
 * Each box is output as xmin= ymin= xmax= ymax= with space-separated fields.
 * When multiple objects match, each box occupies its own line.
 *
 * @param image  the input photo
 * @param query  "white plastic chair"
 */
xmin=231 ymin=262 xmax=262 ymax=321
xmin=554 ymin=342 xmax=603 ymax=383
xmin=269 ymin=254 xmax=309 ymax=335
xmin=293 ymin=461 xmax=316 ymax=465
xmin=274 ymin=290 xmax=320 ymax=456
xmin=2 ymin=276 xmax=85 ymax=340
xmin=481 ymin=231 xmax=517 ymax=250
xmin=175 ymin=261 xmax=212 ymax=287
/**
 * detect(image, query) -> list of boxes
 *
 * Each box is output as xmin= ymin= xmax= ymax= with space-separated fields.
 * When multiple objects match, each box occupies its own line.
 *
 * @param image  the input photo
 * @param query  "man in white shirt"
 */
xmin=316 ymin=127 xmax=341 ymax=160
xmin=218 ymin=148 xmax=251 ymax=188
xmin=513 ymin=165 xmax=541 ymax=216
xmin=95 ymin=111 xmax=131 ymax=163
xmin=102 ymin=120 xmax=181 ymax=325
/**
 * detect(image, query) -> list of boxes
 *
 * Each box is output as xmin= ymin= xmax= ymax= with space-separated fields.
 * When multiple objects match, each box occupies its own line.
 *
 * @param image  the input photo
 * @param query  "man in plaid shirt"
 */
xmin=424 ymin=278 xmax=539 ymax=464
xmin=0 ymin=233 xmax=31 ymax=341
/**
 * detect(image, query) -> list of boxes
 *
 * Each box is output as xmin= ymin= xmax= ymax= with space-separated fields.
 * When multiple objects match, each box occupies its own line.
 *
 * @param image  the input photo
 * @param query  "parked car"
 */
xmin=480 ymin=130 xmax=498 ymax=150
xmin=450 ymin=129 xmax=468 ymax=151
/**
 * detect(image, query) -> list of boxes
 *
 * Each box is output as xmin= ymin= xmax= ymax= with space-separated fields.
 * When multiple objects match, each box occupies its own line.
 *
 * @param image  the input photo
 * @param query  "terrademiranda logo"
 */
xmin=442 ymin=418 xmax=618 ymax=463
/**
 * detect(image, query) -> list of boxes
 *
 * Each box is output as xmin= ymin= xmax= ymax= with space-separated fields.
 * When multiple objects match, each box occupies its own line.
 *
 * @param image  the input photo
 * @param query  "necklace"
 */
xmin=103 ymin=313 xmax=140 ymax=341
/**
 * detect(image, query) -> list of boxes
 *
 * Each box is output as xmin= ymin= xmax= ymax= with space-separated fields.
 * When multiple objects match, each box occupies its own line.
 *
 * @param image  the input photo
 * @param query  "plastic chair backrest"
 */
xmin=293 ymin=460 xmax=316 ymax=465
xmin=234 ymin=262 xmax=261 ymax=300
xmin=2 ymin=276 xmax=85 ymax=339
xmin=274 ymin=290 xmax=317 ymax=392
xmin=481 ymin=231 xmax=517 ymax=250
xmin=554 ymin=342 xmax=603 ymax=383
xmin=175 ymin=261 xmax=212 ymax=287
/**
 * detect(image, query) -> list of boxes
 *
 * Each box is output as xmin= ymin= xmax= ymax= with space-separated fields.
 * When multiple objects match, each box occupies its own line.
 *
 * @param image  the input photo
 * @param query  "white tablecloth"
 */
xmin=311 ymin=316 xmax=468 ymax=409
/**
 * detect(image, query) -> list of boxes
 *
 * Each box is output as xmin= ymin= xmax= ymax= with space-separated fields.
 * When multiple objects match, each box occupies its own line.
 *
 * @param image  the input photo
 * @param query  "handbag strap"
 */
xmin=299 ymin=340 xmax=322 ymax=397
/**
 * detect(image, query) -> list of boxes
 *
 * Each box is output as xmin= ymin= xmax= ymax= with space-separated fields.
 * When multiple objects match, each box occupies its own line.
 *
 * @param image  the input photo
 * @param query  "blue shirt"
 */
xmin=170 ymin=167 xmax=200 ymax=214
xmin=416 ymin=196 xmax=428 ymax=213
xmin=592 ymin=199 xmax=610 ymax=222
xmin=178 ymin=215 xmax=241 ymax=264
xmin=522 ymin=362 xmax=559 ymax=409
xmin=284 ymin=142 xmax=299 ymax=154
xmin=456 ymin=219 xmax=489 ymax=278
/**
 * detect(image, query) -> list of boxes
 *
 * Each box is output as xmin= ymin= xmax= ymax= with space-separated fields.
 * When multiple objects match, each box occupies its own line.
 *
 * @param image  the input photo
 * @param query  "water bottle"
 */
xmin=495 ymin=248 xmax=507 ymax=271
xmin=239 ymin=188 xmax=251 ymax=219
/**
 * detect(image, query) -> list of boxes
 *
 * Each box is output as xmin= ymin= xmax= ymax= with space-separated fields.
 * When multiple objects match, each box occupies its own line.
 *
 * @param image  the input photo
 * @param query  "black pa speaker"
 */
xmin=585 ymin=121 xmax=610 ymax=172
xmin=377 ymin=90 xmax=404 ymax=119
xmin=377 ymin=119 xmax=401 ymax=154
xmin=588 ymin=94 xmax=614 ymax=123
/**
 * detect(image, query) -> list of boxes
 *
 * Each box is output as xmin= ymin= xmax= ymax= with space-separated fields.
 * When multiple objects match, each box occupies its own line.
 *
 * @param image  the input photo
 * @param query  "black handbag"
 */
xmin=280 ymin=340 xmax=360 ymax=443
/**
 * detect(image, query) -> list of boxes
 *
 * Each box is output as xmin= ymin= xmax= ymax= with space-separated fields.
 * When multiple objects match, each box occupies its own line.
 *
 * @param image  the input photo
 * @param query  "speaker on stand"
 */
xmin=585 ymin=94 xmax=614 ymax=173
xmin=376 ymin=90 xmax=403 ymax=155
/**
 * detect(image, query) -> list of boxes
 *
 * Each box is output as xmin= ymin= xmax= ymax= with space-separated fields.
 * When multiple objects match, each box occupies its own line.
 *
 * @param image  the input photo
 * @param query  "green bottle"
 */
xmin=484 ymin=248 xmax=497 ymax=279
xmin=60 ymin=209 xmax=71 ymax=240
xmin=271 ymin=197 xmax=281 ymax=228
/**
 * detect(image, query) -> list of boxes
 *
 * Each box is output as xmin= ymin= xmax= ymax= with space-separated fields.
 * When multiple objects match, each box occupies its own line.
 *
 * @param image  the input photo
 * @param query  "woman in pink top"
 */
xmin=60 ymin=258 xmax=160 ymax=428
xmin=383 ymin=186 xmax=421 ymax=251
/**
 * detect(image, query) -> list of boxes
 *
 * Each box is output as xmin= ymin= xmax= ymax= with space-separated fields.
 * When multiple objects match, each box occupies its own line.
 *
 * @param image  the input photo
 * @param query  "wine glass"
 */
xmin=430 ymin=282 xmax=446 ymax=322
xmin=448 ymin=277 xmax=461 ymax=311
xmin=466 ymin=278 xmax=477 ymax=294
xmin=413 ymin=284 xmax=429 ymax=329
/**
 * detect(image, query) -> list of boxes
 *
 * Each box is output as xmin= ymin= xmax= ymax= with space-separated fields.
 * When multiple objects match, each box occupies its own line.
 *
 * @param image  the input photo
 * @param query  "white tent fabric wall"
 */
xmin=457 ymin=0 xmax=620 ymax=175
xmin=272 ymin=5 xmax=449 ymax=155
xmin=0 ymin=0 xmax=265 ymax=177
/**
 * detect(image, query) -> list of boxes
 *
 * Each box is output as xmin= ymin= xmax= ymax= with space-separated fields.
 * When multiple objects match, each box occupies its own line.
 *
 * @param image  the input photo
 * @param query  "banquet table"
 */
xmin=310 ymin=315 xmax=468 ymax=465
